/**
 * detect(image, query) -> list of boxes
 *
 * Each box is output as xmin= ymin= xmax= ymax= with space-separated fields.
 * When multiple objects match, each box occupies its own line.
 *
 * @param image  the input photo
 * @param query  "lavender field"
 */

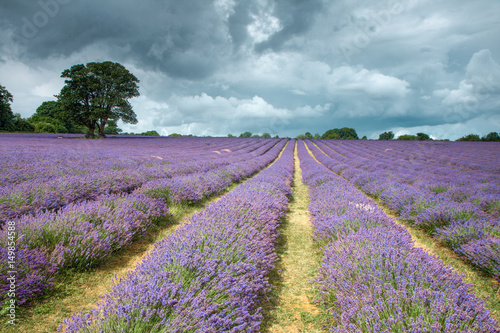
xmin=1 ymin=133 xmax=500 ymax=332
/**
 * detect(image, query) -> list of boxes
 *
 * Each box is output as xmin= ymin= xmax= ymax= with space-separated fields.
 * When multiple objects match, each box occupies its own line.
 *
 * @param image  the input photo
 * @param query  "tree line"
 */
xmin=295 ymin=129 xmax=500 ymax=141
xmin=378 ymin=131 xmax=500 ymax=142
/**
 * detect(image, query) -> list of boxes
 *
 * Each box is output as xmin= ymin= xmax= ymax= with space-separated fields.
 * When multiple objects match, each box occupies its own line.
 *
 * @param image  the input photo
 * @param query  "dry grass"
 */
xmin=262 ymin=142 xmax=329 ymax=333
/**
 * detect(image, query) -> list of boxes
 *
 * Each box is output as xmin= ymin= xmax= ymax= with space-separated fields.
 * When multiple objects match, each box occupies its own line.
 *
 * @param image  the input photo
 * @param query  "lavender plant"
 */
xmin=306 ymin=139 xmax=500 ymax=281
xmin=297 ymin=140 xmax=499 ymax=332
xmin=61 ymin=141 xmax=295 ymax=332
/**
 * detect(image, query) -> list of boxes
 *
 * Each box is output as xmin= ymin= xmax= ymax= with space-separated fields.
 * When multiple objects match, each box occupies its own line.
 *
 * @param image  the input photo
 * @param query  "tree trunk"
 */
xmin=88 ymin=121 xmax=95 ymax=136
xmin=99 ymin=120 xmax=107 ymax=136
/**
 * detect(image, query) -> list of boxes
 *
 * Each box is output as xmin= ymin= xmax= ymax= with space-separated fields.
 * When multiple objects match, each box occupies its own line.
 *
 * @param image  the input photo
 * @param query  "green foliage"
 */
xmin=397 ymin=134 xmax=418 ymax=140
xmin=141 ymin=130 xmax=160 ymax=136
xmin=361 ymin=136 xmax=367 ymax=140
xmin=57 ymin=62 xmax=139 ymax=137
xmin=457 ymin=134 xmax=481 ymax=142
xmin=379 ymin=131 xmax=394 ymax=140
xmin=416 ymin=132 xmax=432 ymax=140
xmin=168 ymin=133 xmax=182 ymax=137
xmin=0 ymin=84 xmax=14 ymax=130
xmin=482 ymin=132 xmax=500 ymax=142
xmin=251 ymin=134 xmax=260 ymax=138
xmin=456 ymin=132 xmax=500 ymax=142
xmin=12 ymin=113 xmax=34 ymax=132
xmin=29 ymin=103 xmax=71 ymax=133
xmin=30 ymin=101 xmax=82 ymax=133
xmin=322 ymin=130 xmax=339 ymax=139
xmin=296 ymin=132 xmax=314 ymax=139
xmin=321 ymin=127 xmax=359 ymax=140
xmin=103 ymin=119 xmax=122 ymax=134
xmin=239 ymin=131 xmax=252 ymax=138
xmin=261 ymin=132 xmax=271 ymax=138
xmin=34 ymin=122 xmax=58 ymax=133
xmin=430 ymin=186 xmax=449 ymax=194
xmin=33 ymin=101 xmax=61 ymax=118
xmin=227 ymin=134 xmax=235 ymax=138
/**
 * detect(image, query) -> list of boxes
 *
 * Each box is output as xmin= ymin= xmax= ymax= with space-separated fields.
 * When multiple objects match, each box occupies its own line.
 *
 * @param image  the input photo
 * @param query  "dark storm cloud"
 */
xmin=4 ymin=0 xmax=232 ymax=79
xmin=254 ymin=0 xmax=323 ymax=53
xmin=227 ymin=1 xmax=253 ymax=51
xmin=1 ymin=0 xmax=499 ymax=139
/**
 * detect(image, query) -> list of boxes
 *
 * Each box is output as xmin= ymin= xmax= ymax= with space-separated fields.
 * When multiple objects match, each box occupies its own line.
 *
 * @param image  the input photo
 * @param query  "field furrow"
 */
xmin=263 ymin=142 xmax=327 ymax=333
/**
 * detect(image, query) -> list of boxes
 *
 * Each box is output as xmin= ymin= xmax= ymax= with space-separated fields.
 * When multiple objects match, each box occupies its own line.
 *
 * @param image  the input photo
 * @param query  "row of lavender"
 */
xmin=61 ymin=141 xmax=295 ymax=332
xmin=317 ymin=140 xmax=500 ymax=204
xmin=308 ymin=140 xmax=500 ymax=279
xmin=0 ymin=134 xmax=267 ymax=186
xmin=0 ymin=138 xmax=287 ymax=306
xmin=297 ymin=140 xmax=498 ymax=332
xmin=329 ymin=139 xmax=500 ymax=174
xmin=1 ymin=135 xmax=279 ymax=225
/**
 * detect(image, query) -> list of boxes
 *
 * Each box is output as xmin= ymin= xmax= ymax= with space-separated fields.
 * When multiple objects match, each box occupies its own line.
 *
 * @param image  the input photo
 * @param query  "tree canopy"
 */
xmin=483 ymin=132 xmax=500 ymax=142
xmin=141 ymin=130 xmax=160 ymax=136
xmin=0 ymin=84 xmax=14 ymax=130
xmin=379 ymin=131 xmax=395 ymax=140
xmin=239 ymin=131 xmax=252 ymax=138
xmin=103 ymin=119 xmax=123 ymax=135
xmin=397 ymin=134 xmax=418 ymax=140
xmin=57 ymin=61 xmax=139 ymax=137
xmin=416 ymin=132 xmax=432 ymax=140
xmin=455 ymin=132 xmax=500 ymax=142
xmin=321 ymin=127 xmax=359 ymax=140
xmin=456 ymin=134 xmax=481 ymax=142
xmin=28 ymin=101 xmax=84 ymax=133
xmin=397 ymin=133 xmax=432 ymax=141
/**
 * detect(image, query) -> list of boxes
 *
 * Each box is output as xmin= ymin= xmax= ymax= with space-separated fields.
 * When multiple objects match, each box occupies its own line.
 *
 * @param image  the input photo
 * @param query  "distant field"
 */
xmin=1 ymin=133 xmax=499 ymax=332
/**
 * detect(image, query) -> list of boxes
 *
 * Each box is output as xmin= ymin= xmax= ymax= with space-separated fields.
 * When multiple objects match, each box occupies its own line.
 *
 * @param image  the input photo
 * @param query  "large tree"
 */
xmin=322 ymin=127 xmax=359 ymax=140
xmin=378 ymin=131 xmax=394 ymax=140
xmin=57 ymin=62 xmax=140 ymax=137
xmin=416 ymin=132 xmax=432 ymax=141
xmin=239 ymin=131 xmax=252 ymax=138
xmin=483 ymin=132 xmax=500 ymax=142
xmin=0 ymin=84 xmax=14 ymax=130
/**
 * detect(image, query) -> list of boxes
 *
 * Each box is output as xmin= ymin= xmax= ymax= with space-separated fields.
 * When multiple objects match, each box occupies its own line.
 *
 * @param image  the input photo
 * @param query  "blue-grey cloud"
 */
xmin=0 ymin=0 xmax=499 ymax=139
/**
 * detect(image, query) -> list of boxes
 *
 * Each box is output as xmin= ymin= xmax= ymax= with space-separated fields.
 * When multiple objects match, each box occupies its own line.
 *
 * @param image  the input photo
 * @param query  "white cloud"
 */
xmin=248 ymin=12 xmax=281 ymax=44
xmin=126 ymin=92 xmax=330 ymax=136
xmin=326 ymin=66 xmax=409 ymax=98
xmin=433 ymin=49 xmax=500 ymax=118
xmin=436 ymin=49 xmax=500 ymax=103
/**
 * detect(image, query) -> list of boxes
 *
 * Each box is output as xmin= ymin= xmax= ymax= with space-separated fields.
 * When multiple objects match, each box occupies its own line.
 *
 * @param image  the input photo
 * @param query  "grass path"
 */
xmin=262 ymin=143 xmax=328 ymax=333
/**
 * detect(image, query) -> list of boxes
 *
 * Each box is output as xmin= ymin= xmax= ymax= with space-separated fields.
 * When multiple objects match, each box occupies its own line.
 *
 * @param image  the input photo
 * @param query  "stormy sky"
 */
xmin=1 ymin=0 xmax=499 ymax=139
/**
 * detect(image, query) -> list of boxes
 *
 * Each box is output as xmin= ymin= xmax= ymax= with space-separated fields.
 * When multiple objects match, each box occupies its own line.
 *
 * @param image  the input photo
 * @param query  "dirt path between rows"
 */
xmin=263 ymin=143 xmax=327 ymax=333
